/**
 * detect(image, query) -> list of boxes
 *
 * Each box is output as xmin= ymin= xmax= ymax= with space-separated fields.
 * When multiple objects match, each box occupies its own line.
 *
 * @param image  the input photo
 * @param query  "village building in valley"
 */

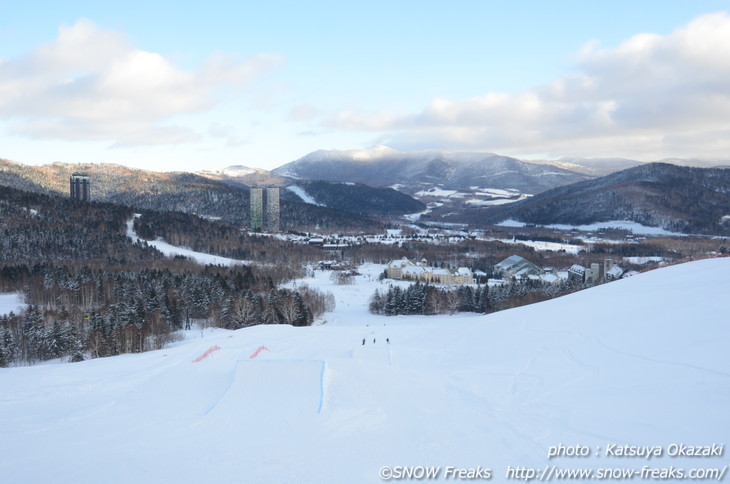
xmin=386 ymin=257 xmax=474 ymax=284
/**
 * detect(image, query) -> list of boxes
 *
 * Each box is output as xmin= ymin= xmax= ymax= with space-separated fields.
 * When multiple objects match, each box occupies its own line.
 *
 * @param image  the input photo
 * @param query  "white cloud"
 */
xmin=326 ymin=12 xmax=730 ymax=160
xmin=0 ymin=19 xmax=283 ymax=147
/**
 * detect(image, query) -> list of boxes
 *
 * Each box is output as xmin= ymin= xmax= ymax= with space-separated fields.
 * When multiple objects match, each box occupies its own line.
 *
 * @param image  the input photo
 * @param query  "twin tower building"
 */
xmin=249 ymin=186 xmax=280 ymax=233
xmin=70 ymin=173 xmax=280 ymax=233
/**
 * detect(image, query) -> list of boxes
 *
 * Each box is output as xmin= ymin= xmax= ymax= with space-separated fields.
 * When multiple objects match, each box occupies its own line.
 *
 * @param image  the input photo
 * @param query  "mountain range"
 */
xmin=0 ymin=158 xmax=419 ymax=232
xmin=274 ymin=145 xmax=592 ymax=194
xmin=532 ymin=156 xmax=730 ymax=176
xmin=2 ymin=146 xmax=729 ymax=235
xmin=269 ymin=147 xmax=730 ymax=234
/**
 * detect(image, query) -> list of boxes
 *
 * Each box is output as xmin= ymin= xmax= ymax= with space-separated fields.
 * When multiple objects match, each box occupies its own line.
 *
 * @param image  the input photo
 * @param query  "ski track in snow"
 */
xmin=594 ymin=337 xmax=730 ymax=379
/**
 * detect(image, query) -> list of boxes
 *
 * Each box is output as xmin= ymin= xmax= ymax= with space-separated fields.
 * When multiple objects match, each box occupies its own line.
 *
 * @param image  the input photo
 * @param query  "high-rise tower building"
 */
xmin=266 ymin=187 xmax=280 ymax=233
xmin=70 ymin=174 xmax=91 ymax=201
xmin=249 ymin=186 xmax=280 ymax=232
xmin=250 ymin=187 xmax=264 ymax=232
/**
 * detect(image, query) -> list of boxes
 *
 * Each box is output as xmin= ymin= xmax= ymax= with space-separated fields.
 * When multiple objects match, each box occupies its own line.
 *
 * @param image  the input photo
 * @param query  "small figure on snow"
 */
xmin=386 ymin=338 xmax=390 ymax=344
xmin=362 ymin=338 xmax=366 ymax=345
xmin=373 ymin=338 xmax=376 ymax=344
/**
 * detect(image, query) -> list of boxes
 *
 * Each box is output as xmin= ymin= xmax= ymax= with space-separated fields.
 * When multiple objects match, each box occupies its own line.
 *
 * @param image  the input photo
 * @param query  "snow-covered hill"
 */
xmin=471 ymin=163 xmax=730 ymax=235
xmin=1 ymin=258 xmax=728 ymax=483
xmin=273 ymin=146 xmax=591 ymax=194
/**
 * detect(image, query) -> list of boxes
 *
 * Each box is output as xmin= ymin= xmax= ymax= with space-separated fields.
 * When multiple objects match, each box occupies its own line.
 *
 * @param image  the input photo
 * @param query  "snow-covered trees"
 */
xmin=369 ymin=279 xmax=582 ymax=317
xmin=371 ymin=283 xmax=487 ymax=316
xmin=0 ymin=187 xmax=332 ymax=366
xmin=0 ymin=262 xmax=335 ymax=365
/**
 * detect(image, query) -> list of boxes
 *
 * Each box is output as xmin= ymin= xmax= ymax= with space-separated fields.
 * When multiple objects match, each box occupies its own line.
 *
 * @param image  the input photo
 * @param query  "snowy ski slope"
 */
xmin=1 ymin=258 xmax=728 ymax=483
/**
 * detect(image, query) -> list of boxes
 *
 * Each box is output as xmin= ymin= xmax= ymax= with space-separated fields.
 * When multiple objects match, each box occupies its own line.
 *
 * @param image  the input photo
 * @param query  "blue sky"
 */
xmin=1 ymin=1 xmax=729 ymax=171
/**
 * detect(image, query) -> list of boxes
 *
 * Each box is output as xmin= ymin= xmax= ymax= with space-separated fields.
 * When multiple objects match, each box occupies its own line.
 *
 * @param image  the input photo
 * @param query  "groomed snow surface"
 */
xmin=1 ymin=259 xmax=729 ymax=483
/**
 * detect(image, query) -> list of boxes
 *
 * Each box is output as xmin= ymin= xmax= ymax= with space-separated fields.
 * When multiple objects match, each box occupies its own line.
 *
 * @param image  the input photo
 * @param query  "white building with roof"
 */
xmin=386 ymin=257 xmax=474 ymax=284
xmin=387 ymin=257 xmax=427 ymax=280
xmin=568 ymin=260 xmax=626 ymax=283
xmin=494 ymin=255 xmax=544 ymax=279
xmin=568 ymin=264 xmax=586 ymax=282
xmin=606 ymin=264 xmax=625 ymax=280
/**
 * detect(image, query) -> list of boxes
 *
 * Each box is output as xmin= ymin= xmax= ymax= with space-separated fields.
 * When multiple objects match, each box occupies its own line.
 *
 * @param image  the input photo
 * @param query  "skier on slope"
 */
xmin=362 ymin=338 xmax=366 ymax=345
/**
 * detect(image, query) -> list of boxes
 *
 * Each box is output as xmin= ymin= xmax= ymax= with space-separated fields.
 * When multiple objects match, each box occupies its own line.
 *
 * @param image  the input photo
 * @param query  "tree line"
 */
xmin=0 ymin=258 xmax=337 ymax=366
xmin=0 ymin=262 xmax=334 ymax=366
xmin=369 ymin=278 xmax=586 ymax=317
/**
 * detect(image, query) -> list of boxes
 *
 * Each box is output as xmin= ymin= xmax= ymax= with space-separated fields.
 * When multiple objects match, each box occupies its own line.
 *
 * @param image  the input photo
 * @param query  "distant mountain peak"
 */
xmin=197 ymin=165 xmax=257 ymax=177
xmin=297 ymin=145 xmax=400 ymax=164
xmin=222 ymin=165 xmax=256 ymax=174
xmin=274 ymin=147 xmax=590 ymax=193
xmin=294 ymin=146 xmax=506 ymax=165
xmin=350 ymin=145 xmax=399 ymax=161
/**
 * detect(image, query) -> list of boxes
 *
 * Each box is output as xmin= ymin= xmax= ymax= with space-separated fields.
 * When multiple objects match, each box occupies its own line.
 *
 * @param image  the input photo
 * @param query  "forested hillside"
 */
xmin=460 ymin=163 xmax=730 ymax=234
xmin=290 ymin=180 xmax=425 ymax=216
xmin=0 ymin=159 xmax=385 ymax=232
xmin=0 ymin=187 xmax=333 ymax=366
xmin=133 ymin=210 xmax=326 ymax=264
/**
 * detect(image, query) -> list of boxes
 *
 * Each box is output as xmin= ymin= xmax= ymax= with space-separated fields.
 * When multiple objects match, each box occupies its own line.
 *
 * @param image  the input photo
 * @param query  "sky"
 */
xmin=1 ymin=0 xmax=730 ymax=172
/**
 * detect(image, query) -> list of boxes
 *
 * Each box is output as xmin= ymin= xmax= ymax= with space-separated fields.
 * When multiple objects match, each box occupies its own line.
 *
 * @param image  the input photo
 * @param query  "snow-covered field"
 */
xmin=1 ymin=258 xmax=729 ymax=483
xmin=494 ymin=237 xmax=583 ymax=254
xmin=498 ymin=219 xmax=685 ymax=236
xmin=415 ymin=188 xmax=464 ymax=198
xmin=465 ymin=195 xmax=529 ymax=206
